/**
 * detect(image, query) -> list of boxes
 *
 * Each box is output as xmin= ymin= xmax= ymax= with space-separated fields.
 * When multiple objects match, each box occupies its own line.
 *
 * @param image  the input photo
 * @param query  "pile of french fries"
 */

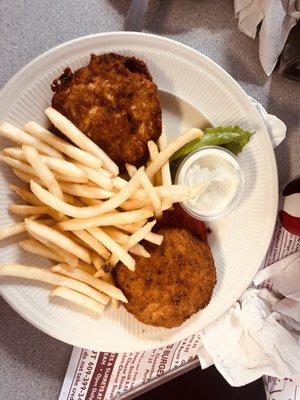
xmin=0 ymin=107 xmax=203 ymax=315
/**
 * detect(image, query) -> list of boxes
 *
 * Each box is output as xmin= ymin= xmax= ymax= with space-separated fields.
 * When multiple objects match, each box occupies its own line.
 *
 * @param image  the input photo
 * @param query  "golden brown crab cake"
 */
xmin=51 ymin=53 xmax=162 ymax=169
xmin=114 ymin=227 xmax=216 ymax=328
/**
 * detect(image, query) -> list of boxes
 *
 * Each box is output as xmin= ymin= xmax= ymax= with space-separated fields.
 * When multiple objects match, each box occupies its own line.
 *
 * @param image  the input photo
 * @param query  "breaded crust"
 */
xmin=114 ymin=227 xmax=216 ymax=328
xmin=51 ymin=53 xmax=162 ymax=168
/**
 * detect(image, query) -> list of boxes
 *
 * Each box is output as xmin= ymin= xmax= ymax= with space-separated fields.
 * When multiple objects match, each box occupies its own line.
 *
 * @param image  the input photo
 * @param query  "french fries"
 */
xmin=87 ymin=227 xmax=135 ymax=271
xmin=19 ymin=239 xmax=64 ymax=262
xmin=10 ymin=185 xmax=43 ymax=206
xmin=147 ymin=141 xmax=162 ymax=185
xmin=75 ymin=163 xmax=113 ymax=190
xmin=101 ymin=227 xmax=150 ymax=258
xmin=30 ymin=170 xmax=149 ymax=218
xmin=45 ymin=108 xmax=118 ymax=176
xmin=24 ymin=121 xmax=103 ymax=169
xmin=137 ymin=170 xmax=162 ymax=219
xmin=57 ymin=209 xmax=153 ymax=231
xmin=0 ymin=221 xmax=28 ymax=241
xmin=125 ymin=163 xmax=137 ymax=178
xmin=4 ymin=147 xmax=87 ymax=179
xmin=0 ymin=108 xmax=203 ymax=318
xmin=50 ymin=287 xmax=105 ymax=314
xmin=158 ymin=131 xmax=172 ymax=208
xmin=22 ymin=145 xmax=63 ymax=199
xmin=71 ymin=229 xmax=111 ymax=260
xmin=91 ymin=252 xmax=106 ymax=272
xmin=59 ymin=183 xmax=115 ymax=199
xmin=76 ymin=261 xmax=96 ymax=275
xmin=51 ymin=264 xmax=127 ymax=302
xmin=9 ymin=204 xmax=50 ymax=216
xmin=107 ymin=221 xmax=156 ymax=269
xmin=146 ymin=128 xmax=203 ymax=178
xmin=0 ymin=264 xmax=109 ymax=305
xmin=144 ymin=231 xmax=164 ymax=245
xmin=28 ymin=230 xmax=79 ymax=268
xmin=25 ymin=218 xmax=91 ymax=264
xmin=1 ymin=154 xmax=38 ymax=175
xmin=0 ymin=122 xmax=63 ymax=159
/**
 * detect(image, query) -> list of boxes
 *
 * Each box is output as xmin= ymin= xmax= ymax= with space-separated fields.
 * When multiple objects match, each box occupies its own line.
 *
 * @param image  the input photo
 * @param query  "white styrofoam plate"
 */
xmin=0 ymin=32 xmax=278 ymax=352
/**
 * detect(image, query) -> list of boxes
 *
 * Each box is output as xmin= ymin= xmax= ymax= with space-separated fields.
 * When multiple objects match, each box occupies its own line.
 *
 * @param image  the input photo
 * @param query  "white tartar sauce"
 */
xmin=176 ymin=147 xmax=243 ymax=219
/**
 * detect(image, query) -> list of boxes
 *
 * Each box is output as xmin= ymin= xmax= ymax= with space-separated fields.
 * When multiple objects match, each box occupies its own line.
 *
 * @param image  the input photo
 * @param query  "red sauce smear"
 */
xmin=155 ymin=203 xmax=208 ymax=243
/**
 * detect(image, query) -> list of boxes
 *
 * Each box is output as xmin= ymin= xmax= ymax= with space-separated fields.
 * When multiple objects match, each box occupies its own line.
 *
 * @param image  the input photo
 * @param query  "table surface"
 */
xmin=1 ymin=1 xmax=299 ymax=399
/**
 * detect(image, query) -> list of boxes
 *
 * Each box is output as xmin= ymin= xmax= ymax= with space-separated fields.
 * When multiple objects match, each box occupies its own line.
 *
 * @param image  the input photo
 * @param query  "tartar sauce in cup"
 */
xmin=175 ymin=146 xmax=245 ymax=221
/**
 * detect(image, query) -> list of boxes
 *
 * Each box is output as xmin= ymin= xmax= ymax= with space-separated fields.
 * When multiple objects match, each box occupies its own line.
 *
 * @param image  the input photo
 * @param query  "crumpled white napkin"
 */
xmin=198 ymin=251 xmax=300 ymax=387
xmin=234 ymin=0 xmax=300 ymax=75
xmin=250 ymin=97 xmax=286 ymax=148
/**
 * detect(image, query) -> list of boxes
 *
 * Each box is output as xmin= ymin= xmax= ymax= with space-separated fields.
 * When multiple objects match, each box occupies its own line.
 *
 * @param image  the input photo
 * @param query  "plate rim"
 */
xmin=0 ymin=31 xmax=278 ymax=352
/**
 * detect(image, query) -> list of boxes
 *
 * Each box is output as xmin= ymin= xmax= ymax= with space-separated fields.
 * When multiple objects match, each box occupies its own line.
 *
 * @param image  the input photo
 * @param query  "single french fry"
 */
xmin=79 ymin=197 xmax=102 ymax=206
xmin=108 ymin=221 xmax=156 ymax=269
xmin=125 ymin=164 xmax=137 ymax=178
xmin=158 ymin=131 xmax=172 ymax=208
xmin=50 ymin=286 xmax=105 ymax=314
xmin=25 ymin=218 xmax=91 ymax=264
xmin=19 ymin=239 xmax=64 ymax=262
xmin=145 ymin=231 xmax=164 ymax=245
xmin=59 ymin=183 xmax=115 ymax=199
xmin=134 ymin=185 xmax=194 ymax=202
xmin=130 ymin=244 xmax=150 ymax=258
xmin=146 ymin=128 xmax=203 ymax=179
xmin=57 ymin=209 xmax=153 ymax=231
xmin=0 ymin=264 xmax=109 ymax=305
xmin=22 ymin=145 xmax=63 ymax=199
xmin=0 ymin=122 xmax=63 ymax=159
xmin=45 ymin=108 xmax=118 ymax=175
xmin=87 ymin=227 xmax=135 ymax=271
xmin=9 ymin=204 xmax=50 ymax=216
xmin=51 ymin=263 xmax=127 ymax=302
xmin=116 ymin=221 xmax=146 ymax=233
xmin=0 ymin=215 xmax=40 ymax=241
xmin=137 ymin=170 xmax=162 ymax=219
xmin=10 ymin=185 xmax=43 ymax=206
xmin=0 ymin=222 xmax=27 ymax=241
xmin=112 ymin=176 xmax=128 ymax=190
xmin=24 ymin=121 xmax=103 ymax=169
xmin=120 ymin=198 xmax=151 ymax=211
xmin=54 ymin=173 xmax=88 ymax=184
xmin=147 ymin=141 xmax=162 ymax=185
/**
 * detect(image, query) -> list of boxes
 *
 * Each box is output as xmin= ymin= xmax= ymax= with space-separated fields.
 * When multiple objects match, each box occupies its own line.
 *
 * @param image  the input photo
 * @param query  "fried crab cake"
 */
xmin=114 ymin=227 xmax=216 ymax=328
xmin=51 ymin=53 xmax=162 ymax=168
